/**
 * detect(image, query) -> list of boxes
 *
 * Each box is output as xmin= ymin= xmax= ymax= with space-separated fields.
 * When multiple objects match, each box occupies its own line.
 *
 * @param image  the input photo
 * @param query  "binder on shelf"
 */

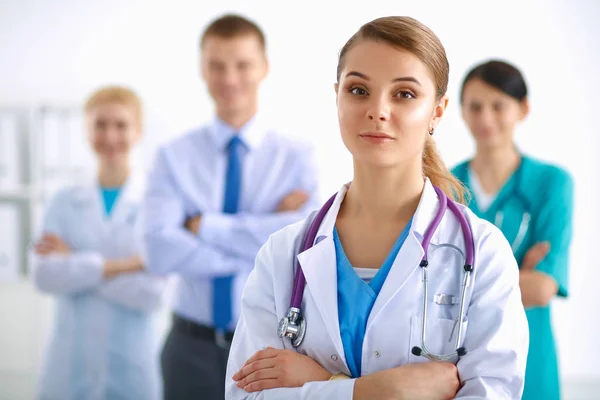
xmin=0 ymin=203 xmax=22 ymax=282
xmin=0 ymin=113 xmax=21 ymax=188
xmin=41 ymin=109 xmax=67 ymax=179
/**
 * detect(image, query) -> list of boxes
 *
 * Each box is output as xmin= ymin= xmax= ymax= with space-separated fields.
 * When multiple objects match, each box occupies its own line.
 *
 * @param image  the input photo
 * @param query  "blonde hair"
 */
xmin=337 ymin=16 xmax=467 ymax=203
xmin=423 ymin=136 xmax=468 ymax=203
xmin=84 ymin=85 xmax=143 ymax=130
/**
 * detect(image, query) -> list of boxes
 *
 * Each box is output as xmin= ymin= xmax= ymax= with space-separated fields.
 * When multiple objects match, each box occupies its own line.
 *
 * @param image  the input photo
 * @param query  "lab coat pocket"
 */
xmin=407 ymin=315 xmax=469 ymax=364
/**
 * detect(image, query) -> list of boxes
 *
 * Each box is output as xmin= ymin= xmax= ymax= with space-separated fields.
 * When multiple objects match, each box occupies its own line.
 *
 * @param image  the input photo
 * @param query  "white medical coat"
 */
xmin=31 ymin=176 xmax=166 ymax=400
xmin=226 ymin=180 xmax=529 ymax=399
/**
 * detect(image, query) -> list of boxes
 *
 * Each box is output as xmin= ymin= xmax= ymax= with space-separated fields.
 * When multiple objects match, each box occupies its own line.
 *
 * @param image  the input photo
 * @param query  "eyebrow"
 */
xmin=345 ymin=71 xmax=421 ymax=86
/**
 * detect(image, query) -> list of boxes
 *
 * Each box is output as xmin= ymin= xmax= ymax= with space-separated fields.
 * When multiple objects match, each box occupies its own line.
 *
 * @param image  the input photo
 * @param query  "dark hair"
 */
xmin=460 ymin=60 xmax=528 ymax=103
xmin=336 ymin=16 xmax=466 ymax=203
xmin=200 ymin=14 xmax=265 ymax=50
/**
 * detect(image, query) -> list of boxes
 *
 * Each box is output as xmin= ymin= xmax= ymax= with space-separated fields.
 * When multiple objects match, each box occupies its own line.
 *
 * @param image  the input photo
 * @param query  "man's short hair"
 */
xmin=200 ymin=14 xmax=266 ymax=50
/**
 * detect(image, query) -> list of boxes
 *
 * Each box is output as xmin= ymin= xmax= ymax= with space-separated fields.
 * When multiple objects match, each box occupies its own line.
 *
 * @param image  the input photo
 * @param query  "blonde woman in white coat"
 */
xmin=32 ymin=86 xmax=166 ymax=400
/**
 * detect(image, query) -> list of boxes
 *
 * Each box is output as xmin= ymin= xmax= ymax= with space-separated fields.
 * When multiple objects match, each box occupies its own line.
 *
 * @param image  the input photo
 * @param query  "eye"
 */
xmin=469 ymin=103 xmax=482 ymax=113
xmin=395 ymin=90 xmax=416 ymax=99
xmin=209 ymin=62 xmax=225 ymax=72
xmin=348 ymin=86 xmax=368 ymax=96
xmin=493 ymin=103 xmax=505 ymax=112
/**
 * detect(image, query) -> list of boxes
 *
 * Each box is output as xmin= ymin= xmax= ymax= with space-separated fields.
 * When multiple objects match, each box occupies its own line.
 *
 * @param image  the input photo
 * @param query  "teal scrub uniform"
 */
xmin=452 ymin=155 xmax=574 ymax=400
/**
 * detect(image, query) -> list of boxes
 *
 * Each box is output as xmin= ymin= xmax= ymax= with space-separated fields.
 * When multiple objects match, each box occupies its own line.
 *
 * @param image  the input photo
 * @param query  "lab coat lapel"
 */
xmin=108 ymin=174 xmax=143 ymax=228
xmin=296 ymin=186 xmax=348 ymax=362
xmin=73 ymin=183 xmax=108 ymax=238
xmin=367 ymin=180 xmax=440 ymax=328
xmin=367 ymin=234 xmax=423 ymax=327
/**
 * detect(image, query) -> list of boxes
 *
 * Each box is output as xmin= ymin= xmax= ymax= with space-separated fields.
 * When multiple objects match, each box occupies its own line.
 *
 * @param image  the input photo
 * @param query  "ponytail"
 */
xmin=422 ymin=137 xmax=469 ymax=204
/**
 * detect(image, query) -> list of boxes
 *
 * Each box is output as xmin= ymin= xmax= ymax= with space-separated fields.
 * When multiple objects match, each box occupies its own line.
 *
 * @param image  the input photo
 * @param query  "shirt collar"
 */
xmin=208 ymin=113 xmax=267 ymax=151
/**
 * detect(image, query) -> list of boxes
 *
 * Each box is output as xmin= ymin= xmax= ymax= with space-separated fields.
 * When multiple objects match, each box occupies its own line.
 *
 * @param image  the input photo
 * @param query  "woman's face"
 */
xmin=86 ymin=103 xmax=140 ymax=166
xmin=461 ymin=78 xmax=528 ymax=151
xmin=335 ymin=39 xmax=447 ymax=169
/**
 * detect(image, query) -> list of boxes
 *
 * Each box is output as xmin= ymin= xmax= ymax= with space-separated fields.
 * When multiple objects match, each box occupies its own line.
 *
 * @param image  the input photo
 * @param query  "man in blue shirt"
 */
xmin=138 ymin=14 xmax=321 ymax=400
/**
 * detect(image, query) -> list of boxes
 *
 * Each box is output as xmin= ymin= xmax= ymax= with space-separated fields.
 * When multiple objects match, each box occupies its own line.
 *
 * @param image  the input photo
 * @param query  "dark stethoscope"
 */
xmin=277 ymin=186 xmax=476 ymax=362
xmin=490 ymin=165 xmax=532 ymax=252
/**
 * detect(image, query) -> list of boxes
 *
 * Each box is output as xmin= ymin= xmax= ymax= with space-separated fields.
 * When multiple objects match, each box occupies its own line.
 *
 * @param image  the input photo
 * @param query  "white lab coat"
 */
xmin=31 ymin=176 xmax=166 ymax=400
xmin=226 ymin=180 xmax=529 ymax=399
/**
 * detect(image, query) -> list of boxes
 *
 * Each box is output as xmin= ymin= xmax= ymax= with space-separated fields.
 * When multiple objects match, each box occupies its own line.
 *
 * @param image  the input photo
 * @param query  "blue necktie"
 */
xmin=213 ymin=135 xmax=244 ymax=331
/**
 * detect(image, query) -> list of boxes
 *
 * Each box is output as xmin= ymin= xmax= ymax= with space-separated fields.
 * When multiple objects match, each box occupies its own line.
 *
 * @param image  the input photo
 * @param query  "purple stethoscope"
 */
xmin=277 ymin=186 xmax=475 ymax=362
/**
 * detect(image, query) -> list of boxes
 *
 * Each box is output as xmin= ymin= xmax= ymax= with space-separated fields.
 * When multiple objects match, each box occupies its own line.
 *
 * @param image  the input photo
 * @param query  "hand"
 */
xmin=395 ymin=362 xmax=460 ymax=400
xmin=276 ymin=190 xmax=309 ymax=212
xmin=520 ymin=242 xmax=550 ymax=271
xmin=232 ymin=347 xmax=332 ymax=392
xmin=184 ymin=214 xmax=202 ymax=235
xmin=519 ymin=241 xmax=557 ymax=307
xmin=103 ymin=255 xmax=145 ymax=279
xmin=354 ymin=362 xmax=460 ymax=400
xmin=519 ymin=270 xmax=558 ymax=308
xmin=34 ymin=233 xmax=71 ymax=255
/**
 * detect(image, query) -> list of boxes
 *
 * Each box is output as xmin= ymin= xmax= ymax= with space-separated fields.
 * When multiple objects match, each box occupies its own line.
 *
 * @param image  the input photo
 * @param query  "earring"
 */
xmin=429 ymin=128 xmax=435 ymax=135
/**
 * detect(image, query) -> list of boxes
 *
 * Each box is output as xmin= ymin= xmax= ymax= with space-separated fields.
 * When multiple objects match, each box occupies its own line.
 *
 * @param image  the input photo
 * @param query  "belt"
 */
xmin=172 ymin=314 xmax=235 ymax=349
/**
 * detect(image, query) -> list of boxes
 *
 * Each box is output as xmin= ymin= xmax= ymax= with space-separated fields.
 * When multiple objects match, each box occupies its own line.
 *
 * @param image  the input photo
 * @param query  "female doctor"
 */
xmin=226 ymin=16 xmax=529 ymax=400
xmin=32 ymin=86 xmax=166 ymax=400
xmin=452 ymin=60 xmax=574 ymax=400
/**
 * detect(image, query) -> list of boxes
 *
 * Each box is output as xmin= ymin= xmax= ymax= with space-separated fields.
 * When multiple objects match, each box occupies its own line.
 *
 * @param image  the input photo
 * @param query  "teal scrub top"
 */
xmin=101 ymin=186 xmax=122 ymax=216
xmin=452 ymin=156 xmax=574 ymax=400
xmin=333 ymin=219 xmax=412 ymax=378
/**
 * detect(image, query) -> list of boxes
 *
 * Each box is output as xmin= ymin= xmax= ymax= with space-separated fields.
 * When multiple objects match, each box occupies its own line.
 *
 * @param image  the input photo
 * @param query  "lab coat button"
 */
xmin=374 ymin=350 xmax=381 ymax=358
xmin=331 ymin=354 xmax=338 ymax=361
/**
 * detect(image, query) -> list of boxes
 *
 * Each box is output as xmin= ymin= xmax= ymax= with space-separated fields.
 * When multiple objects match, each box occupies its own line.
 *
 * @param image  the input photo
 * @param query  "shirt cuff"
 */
xmin=302 ymin=378 xmax=356 ymax=399
xmin=80 ymin=251 xmax=106 ymax=284
xmin=198 ymin=212 xmax=234 ymax=244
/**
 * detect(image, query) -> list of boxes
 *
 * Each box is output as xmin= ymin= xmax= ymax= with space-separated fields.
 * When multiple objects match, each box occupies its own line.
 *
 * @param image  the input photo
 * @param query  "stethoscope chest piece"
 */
xmin=277 ymin=307 xmax=306 ymax=347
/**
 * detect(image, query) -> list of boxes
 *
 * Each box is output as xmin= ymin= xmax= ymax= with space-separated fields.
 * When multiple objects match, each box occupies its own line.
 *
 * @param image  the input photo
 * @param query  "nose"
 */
xmin=222 ymin=66 xmax=238 ymax=86
xmin=478 ymin=106 xmax=495 ymax=127
xmin=103 ymin=126 xmax=120 ymax=144
xmin=367 ymin=96 xmax=390 ymax=122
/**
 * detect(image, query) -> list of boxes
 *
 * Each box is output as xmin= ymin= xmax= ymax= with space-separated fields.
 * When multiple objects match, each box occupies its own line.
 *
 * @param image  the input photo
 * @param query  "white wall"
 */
xmin=1 ymin=0 xmax=598 ymax=398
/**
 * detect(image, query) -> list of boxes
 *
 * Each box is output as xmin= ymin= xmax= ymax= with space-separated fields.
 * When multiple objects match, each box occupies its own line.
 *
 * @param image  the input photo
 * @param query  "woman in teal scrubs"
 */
xmin=452 ymin=60 xmax=574 ymax=400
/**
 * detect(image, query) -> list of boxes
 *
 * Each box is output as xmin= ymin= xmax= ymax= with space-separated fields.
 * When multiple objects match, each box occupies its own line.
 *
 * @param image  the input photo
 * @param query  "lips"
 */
xmin=360 ymin=131 xmax=394 ymax=139
xmin=359 ymin=132 xmax=394 ymax=144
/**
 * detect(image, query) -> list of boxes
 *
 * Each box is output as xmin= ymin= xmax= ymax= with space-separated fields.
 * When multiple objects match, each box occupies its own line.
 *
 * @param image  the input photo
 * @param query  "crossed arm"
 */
xmin=32 ymin=233 xmax=165 ymax=312
xmin=518 ymin=170 xmax=574 ymax=308
xmin=31 ymin=189 xmax=165 ymax=312
xmin=139 ymin=147 xmax=320 ymax=276
xmin=232 ymin=347 xmax=460 ymax=399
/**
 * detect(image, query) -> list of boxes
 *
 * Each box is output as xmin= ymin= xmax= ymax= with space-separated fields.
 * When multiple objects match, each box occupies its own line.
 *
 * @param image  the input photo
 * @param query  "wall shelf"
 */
xmin=0 ymin=105 xmax=94 ymax=279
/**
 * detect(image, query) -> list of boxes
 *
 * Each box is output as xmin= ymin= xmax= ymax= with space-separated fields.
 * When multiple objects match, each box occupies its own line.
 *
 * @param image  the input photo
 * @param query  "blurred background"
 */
xmin=0 ymin=0 xmax=598 ymax=398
